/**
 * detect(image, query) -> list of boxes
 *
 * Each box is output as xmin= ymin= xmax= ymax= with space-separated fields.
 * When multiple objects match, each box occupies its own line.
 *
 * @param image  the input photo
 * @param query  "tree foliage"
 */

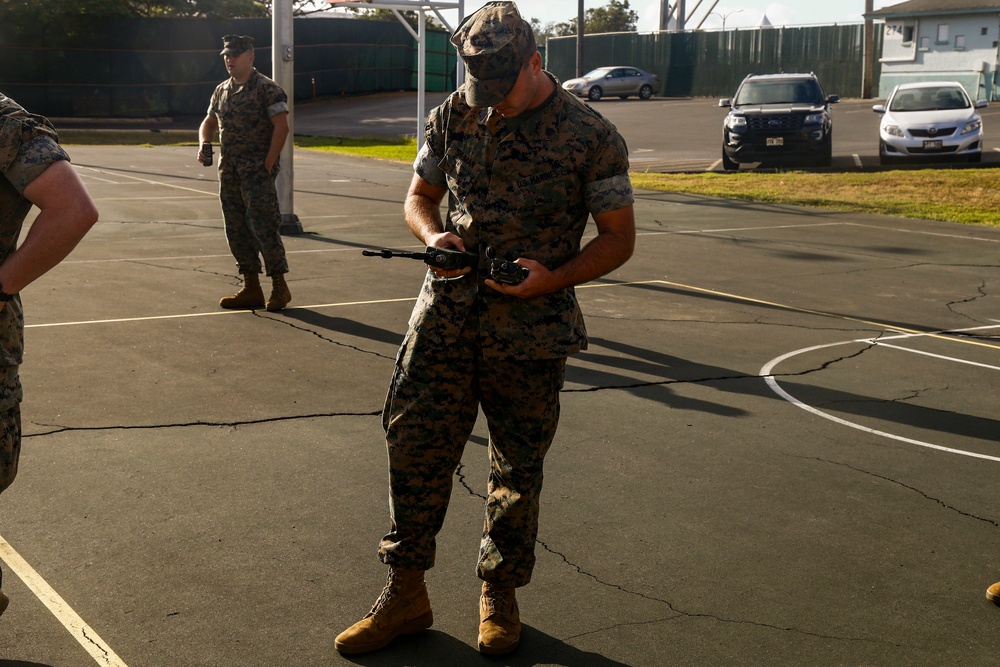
xmin=0 ymin=0 xmax=271 ymax=22
xmin=554 ymin=0 xmax=638 ymax=37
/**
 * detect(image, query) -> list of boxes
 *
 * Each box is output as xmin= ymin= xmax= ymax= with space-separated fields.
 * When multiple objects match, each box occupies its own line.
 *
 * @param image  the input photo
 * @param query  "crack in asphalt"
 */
xmin=25 ymin=411 xmax=380 ymax=439
xmin=253 ymin=311 xmax=394 ymax=359
xmin=453 ymin=462 xmax=900 ymax=646
xmin=564 ymin=337 xmax=878 ymax=394
xmin=813 ymin=457 xmax=1000 ymax=529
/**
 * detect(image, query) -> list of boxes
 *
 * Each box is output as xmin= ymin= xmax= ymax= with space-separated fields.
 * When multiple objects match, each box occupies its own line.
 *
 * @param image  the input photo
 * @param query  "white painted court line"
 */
xmin=0 ymin=535 xmax=128 ymax=666
xmin=76 ymin=166 xmax=216 ymax=197
xmin=25 ymin=296 xmax=418 ymax=329
xmin=870 ymin=341 xmax=1000 ymax=371
xmin=761 ymin=324 xmax=1000 ymax=462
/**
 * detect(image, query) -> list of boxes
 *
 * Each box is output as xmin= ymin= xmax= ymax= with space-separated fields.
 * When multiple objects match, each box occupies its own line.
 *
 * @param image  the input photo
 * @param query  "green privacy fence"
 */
xmin=0 ymin=16 xmax=457 ymax=118
xmin=546 ymin=24 xmax=882 ymax=99
xmin=1 ymin=18 xmax=878 ymax=119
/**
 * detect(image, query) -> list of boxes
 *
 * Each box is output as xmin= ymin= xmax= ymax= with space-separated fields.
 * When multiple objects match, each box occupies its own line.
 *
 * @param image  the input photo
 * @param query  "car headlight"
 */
xmin=962 ymin=118 xmax=982 ymax=135
xmin=804 ymin=112 xmax=824 ymax=124
xmin=725 ymin=115 xmax=746 ymax=129
xmin=883 ymin=124 xmax=905 ymax=138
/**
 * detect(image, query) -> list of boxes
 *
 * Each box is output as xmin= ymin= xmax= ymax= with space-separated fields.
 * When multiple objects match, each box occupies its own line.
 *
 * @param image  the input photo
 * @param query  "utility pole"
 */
xmin=863 ymin=0 xmax=874 ymax=99
xmin=273 ymin=0 xmax=302 ymax=234
xmin=576 ymin=0 xmax=584 ymax=77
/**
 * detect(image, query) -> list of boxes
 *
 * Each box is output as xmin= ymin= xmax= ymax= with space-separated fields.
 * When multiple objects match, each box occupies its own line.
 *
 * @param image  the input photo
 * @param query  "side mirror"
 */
xmin=976 ymin=100 xmax=989 ymax=108
xmin=827 ymin=95 xmax=841 ymax=104
xmin=718 ymin=98 xmax=731 ymax=108
xmin=872 ymin=104 xmax=886 ymax=114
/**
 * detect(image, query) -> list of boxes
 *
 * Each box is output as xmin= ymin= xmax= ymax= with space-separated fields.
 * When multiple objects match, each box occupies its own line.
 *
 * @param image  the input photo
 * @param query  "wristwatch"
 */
xmin=0 ymin=281 xmax=15 ymax=302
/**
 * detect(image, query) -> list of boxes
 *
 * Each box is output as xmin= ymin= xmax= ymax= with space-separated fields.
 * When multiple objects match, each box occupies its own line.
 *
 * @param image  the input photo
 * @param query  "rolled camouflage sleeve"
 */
xmin=584 ymin=173 xmax=633 ymax=214
xmin=2 ymin=133 xmax=68 ymax=197
xmin=413 ymin=140 xmax=446 ymax=189
xmin=583 ymin=129 xmax=633 ymax=214
xmin=262 ymin=79 xmax=289 ymax=118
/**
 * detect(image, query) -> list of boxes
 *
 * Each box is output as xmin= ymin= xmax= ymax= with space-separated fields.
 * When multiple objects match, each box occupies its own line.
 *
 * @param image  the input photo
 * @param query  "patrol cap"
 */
xmin=450 ymin=2 xmax=532 ymax=108
xmin=220 ymin=35 xmax=254 ymax=56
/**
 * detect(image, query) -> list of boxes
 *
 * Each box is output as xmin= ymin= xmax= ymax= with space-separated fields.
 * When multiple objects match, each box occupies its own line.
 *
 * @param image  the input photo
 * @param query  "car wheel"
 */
xmin=816 ymin=134 xmax=833 ymax=168
xmin=639 ymin=85 xmax=653 ymax=100
xmin=879 ymin=142 xmax=899 ymax=167
xmin=969 ymin=151 xmax=982 ymax=163
xmin=721 ymin=149 xmax=739 ymax=171
xmin=588 ymin=86 xmax=603 ymax=102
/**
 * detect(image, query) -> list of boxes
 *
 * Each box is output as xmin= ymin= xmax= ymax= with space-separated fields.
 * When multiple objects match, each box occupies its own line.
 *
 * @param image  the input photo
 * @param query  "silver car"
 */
xmin=873 ymin=81 xmax=987 ymax=165
xmin=561 ymin=66 xmax=660 ymax=102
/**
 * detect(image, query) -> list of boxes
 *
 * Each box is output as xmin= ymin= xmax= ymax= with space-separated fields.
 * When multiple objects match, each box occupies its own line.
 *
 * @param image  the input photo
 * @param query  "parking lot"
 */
xmin=0 ymin=120 xmax=998 ymax=666
xmin=293 ymin=91 xmax=1000 ymax=173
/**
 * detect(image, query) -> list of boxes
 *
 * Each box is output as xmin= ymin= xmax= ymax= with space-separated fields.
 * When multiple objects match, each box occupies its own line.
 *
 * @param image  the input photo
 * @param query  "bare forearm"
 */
xmin=404 ymin=192 xmax=445 ymax=245
xmin=0 ymin=162 xmax=98 ymax=293
xmin=199 ymin=116 xmax=218 ymax=144
xmin=549 ymin=225 xmax=635 ymax=291
xmin=266 ymin=125 xmax=288 ymax=168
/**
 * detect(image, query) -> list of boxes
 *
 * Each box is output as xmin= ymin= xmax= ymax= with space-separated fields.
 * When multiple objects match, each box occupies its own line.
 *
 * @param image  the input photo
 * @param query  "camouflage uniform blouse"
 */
xmin=208 ymin=69 xmax=289 ymax=168
xmin=411 ymin=74 xmax=634 ymax=360
xmin=0 ymin=94 xmax=70 ymax=406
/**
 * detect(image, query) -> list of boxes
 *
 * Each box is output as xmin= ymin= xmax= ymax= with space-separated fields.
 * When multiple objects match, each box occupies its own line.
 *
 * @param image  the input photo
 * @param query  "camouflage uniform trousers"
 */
xmin=0 ymin=401 xmax=21 ymax=496
xmin=379 ymin=308 xmax=566 ymax=588
xmin=219 ymin=160 xmax=288 ymax=277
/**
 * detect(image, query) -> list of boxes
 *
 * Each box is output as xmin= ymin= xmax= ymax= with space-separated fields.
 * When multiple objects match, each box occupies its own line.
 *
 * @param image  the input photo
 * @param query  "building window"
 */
xmin=902 ymin=25 xmax=915 ymax=44
xmin=955 ymin=35 xmax=966 ymax=50
xmin=983 ymin=27 xmax=990 ymax=36
xmin=937 ymin=24 xmax=949 ymax=44
xmin=920 ymin=35 xmax=931 ymax=50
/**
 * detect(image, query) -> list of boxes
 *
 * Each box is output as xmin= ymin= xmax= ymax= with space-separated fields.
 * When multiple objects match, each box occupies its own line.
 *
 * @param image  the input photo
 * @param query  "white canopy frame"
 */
xmin=328 ymin=0 xmax=464 ymax=148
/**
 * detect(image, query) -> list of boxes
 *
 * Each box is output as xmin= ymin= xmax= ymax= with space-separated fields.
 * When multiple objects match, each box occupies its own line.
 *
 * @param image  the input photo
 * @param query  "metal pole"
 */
xmin=576 ymin=0 xmax=584 ymax=77
xmin=417 ymin=9 xmax=426 ymax=149
xmin=456 ymin=0 xmax=465 ymax=91
xmin=678 ymin=0 xmax=686 ymax=31
xmin=863 ymin=0 xmax=874 ymax=99
xmin=273 ymin=0 xmax=302 ymax=234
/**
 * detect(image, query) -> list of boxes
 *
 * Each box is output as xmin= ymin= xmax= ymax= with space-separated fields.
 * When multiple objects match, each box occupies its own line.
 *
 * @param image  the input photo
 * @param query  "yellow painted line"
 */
xmin=0 ymin=535 xmax=128 ymax=666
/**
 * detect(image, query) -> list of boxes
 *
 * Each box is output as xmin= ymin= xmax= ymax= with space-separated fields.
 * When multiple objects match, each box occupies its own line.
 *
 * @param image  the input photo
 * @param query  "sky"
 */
xmin=413 ymin=1 xmax=897 ymax=32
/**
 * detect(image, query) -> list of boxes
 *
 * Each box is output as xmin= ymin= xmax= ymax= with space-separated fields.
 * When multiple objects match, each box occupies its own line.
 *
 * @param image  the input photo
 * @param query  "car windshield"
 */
xmin=735 ymin=80 xmax=823 ymax=105
xmin=888 ymin=86 xmax=971 ymax=112
xmin=583 ymin=68 xmax=614 ymax=79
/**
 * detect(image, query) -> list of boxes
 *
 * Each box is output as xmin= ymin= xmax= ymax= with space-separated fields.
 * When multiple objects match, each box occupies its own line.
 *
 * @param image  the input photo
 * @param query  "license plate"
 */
xmin=923 ymin=139 xmax=943 ymax=150
xmin=766 ymin=137 xmax=784 ymax=147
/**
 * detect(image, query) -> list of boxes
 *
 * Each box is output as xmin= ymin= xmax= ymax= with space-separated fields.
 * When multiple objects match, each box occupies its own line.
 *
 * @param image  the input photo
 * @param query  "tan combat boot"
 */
xmin=219 ymin=273 xmax=265 ymax=309
xmin=266 ymin=273 xmax=291 ymax=312
xmin=334 ymin=567 xmax=433 ymax=655
xmin=478 ymin=581 xmax=520 ymax=655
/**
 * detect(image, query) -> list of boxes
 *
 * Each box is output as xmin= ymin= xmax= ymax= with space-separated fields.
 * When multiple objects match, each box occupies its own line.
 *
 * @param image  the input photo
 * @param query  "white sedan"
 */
xmin=873 ymin=81 xmax=987 ymax=165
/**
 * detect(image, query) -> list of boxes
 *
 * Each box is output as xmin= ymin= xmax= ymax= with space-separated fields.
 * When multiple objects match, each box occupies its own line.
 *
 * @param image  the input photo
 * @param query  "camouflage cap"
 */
xmin=220 ymin=35 xmax=254 ymax=56
xmin=450 ymin=2 xmax=531 ymax=108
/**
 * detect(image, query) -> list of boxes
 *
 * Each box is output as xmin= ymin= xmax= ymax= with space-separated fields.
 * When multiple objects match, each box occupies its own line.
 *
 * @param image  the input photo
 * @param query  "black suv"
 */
xmin=719 ymin=73 xmax=839 ymax=170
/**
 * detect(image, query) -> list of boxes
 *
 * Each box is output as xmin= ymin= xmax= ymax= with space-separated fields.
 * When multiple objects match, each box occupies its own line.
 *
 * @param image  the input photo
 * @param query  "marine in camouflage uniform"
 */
xmin=0 ymin=92 xmax=98 ymax=615
xmin=336 ymin=1 xmax=635 ymax=657
xmin=200 ymin=35 xmax=291 ymax=311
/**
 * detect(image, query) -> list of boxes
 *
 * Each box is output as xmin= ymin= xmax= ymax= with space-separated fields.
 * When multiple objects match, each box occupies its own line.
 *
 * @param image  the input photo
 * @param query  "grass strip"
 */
xmin=59 ymin=131 xmax=1000 ymax=227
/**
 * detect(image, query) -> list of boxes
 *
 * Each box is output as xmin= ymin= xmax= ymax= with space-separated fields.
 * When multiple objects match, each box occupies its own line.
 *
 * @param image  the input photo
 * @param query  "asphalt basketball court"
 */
xmin=0 ymin=137 xmax=997 ymax=666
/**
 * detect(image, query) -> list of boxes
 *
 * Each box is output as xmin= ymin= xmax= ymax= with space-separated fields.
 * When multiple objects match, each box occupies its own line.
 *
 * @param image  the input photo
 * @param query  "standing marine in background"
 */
xmin=198 ymin=34 xmax=292 ymax=312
